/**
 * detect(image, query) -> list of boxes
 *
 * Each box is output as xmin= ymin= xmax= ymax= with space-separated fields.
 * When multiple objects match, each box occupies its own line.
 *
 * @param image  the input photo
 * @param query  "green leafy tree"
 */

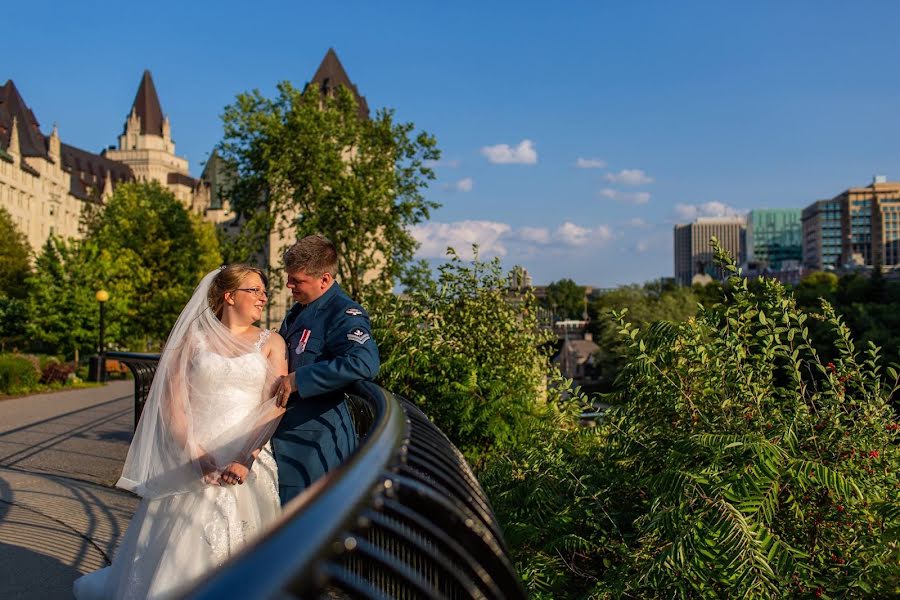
xmin=219 ymin=82 xmax=440 ymax=300
xmin=373 ymin=247 xmax=556 ymax=464
xmin=0 ymin=207 xmax=31 ymax=348
xmin=543 ymin=278 xmax=586 ymax=320
xmin=25 ymin=237 xmax=140 ymax=358
xmin=587 ymin=283 xmax=700 ymax=390
xmin=0 ymin=206 xmax=30 ymax=295
xmin=84 ymin=181 xmax=222 ymax=347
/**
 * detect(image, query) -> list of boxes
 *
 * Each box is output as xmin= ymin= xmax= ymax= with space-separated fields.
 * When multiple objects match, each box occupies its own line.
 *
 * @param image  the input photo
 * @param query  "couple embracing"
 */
xmin=74 ymin=235 xmax=379 ymax=599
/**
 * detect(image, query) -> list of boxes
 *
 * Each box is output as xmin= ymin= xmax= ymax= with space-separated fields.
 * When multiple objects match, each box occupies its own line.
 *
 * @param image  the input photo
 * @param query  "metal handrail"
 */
xmin=110 ymin=355 xmax=526 ymax=599
xmin=106 ymin=351 xmax=160 ymax=430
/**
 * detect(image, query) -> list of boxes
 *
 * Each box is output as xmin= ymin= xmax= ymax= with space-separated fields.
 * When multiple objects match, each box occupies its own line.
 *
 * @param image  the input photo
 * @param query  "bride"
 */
xmin=74 ymin=265 xmax=288 ymax=599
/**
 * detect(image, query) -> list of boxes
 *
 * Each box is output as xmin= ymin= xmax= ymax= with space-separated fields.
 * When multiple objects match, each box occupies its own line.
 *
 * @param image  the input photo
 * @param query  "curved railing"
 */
xmin=106 ymin=351 xmax=160 ymax=430
xmin=108 ymin=352 xmax=526 ymax=600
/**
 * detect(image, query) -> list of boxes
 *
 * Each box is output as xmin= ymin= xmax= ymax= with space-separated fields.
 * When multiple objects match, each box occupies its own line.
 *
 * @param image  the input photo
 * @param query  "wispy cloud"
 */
xmin=481 ymin=140 xmax=538 ymax=165
xmin=673 ymin=201 xmax=746 ymax=221
xmin=411 ymin=220 xmax=511 ymax=259
xmin=600 ymin=188 xmax=651 ymax=205
xmin=555 ymin=222 xmax=613 ymax=247
xmin=442 ymin=177 xmax=473 ymax=192
xmin=412 ymin=219 xmax=613 ymax=260
xmin=518 ymin=226 xmax=551 ymax=244
xmin=575 ymin=157 xmax=607 ymax=169
xmin=604 ymin=169 xmax=653 ymax=186
xmin=628 ymin=217 xmax=649 ymax=228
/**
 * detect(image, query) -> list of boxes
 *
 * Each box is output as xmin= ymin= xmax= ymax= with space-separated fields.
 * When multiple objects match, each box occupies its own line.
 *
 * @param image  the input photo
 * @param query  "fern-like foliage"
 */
xmin=597 ymin=238 xmax=900 ymax=598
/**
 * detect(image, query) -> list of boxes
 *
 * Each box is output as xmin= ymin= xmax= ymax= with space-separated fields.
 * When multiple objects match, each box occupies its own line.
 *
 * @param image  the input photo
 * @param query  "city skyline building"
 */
xmin=801 ymin=198 xmax=842 ymax=271
xmin=801 ymin=177 xmax=900 ymax=271
xmin=747 ymin=208 xmax=802 ymax=270
xmin=673 ymin=216 xmax=747 ymax=286
xmin=837 ymin=177 xmax=900 ymax=268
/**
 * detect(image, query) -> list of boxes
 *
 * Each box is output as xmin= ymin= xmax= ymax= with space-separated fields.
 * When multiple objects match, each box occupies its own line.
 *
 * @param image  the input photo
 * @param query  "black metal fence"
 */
xmin=106 ymin=351 xmax=160 ymax=430
xmin=110 ymin=354 xmax=525 ymax=600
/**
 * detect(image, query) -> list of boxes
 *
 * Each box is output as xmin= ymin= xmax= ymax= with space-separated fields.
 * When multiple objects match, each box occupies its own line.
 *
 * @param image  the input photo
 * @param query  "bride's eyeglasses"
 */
xmin=235 ymin=288 xmax=269 ymax=299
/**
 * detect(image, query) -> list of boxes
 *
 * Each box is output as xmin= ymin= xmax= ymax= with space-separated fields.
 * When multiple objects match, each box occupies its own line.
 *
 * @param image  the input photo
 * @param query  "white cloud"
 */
xmin=600 ymin=188 xmax=651 ymax=205
xmin=554 ymin=222 xmax=613 ymax=247
xmin=575 ymin=157 xmax=607 ymax=169
xmin=442 ymin=177 xmax=473 ymax=192
xmin=628 ymin=217 xmax=649 ymax=228
xmin=604 ymin=169 xmax=653 ymax=186
xmin=411 ymin=220 xmax=511 ymax=259
xmin=481 ymin=139 xmax=538 ymax=165
xmin=412 ymin=219 xmax=614 ymax=260
xmin=518 ymin=226 xmax=551 ymax=244
xmin=636 ymin=239 xmax=651 ymax=253
xmin=674 ymin=201 xmax=746 ymax=221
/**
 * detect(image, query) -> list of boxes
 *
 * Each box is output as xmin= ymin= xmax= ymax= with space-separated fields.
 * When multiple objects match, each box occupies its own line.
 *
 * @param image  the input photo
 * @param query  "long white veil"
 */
xmin=117 ymin=269 xmax=284 ymax=498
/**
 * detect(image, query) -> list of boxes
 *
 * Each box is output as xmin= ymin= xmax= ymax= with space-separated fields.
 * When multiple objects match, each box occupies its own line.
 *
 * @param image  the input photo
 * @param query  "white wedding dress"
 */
xmin=74 ymin=331 xmax=281 ymax=600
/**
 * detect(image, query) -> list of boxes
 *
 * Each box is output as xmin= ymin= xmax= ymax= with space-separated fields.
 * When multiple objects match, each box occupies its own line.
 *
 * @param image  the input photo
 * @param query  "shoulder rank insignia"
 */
xmin=345 ymin=308 xmax=363 ymax=316
xmin=347 ymin=329 xmax=371 ymax=344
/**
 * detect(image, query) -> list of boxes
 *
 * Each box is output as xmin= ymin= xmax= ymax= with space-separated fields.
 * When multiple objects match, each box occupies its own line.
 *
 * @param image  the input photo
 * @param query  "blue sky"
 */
xmin=6 ymin=1 xmax=900 ymax=285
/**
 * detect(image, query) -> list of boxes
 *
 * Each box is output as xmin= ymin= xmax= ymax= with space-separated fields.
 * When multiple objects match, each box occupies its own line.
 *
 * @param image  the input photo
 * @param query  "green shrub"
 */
xmin=481 ymin=238 xmax=900 ymax=598
xmin=372 ymin=247 xmax=555 ymax=466
xmin=40 ymin=360 xmax=75 ymax=385
xmin=598 ymin=240 xmax=900 ymax=597
xmin=0 ymin=354 xmax=40 ymax=394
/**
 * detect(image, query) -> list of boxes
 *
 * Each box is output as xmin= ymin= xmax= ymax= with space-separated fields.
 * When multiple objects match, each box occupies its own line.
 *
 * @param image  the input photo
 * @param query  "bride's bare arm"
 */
xmin=222 ymin=331 xmax=288 ymax=483
xmin=158 ymin=337 xmax=219 ymax=477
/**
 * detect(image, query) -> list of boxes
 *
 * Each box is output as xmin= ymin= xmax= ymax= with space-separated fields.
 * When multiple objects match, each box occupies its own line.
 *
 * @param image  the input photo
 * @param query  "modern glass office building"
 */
xmin=747 ymin=209 xmax=802 ymax=270
xmin=801 ymin=178 xmax=900 ymax=270
xmin=801 ymin=200 xmax=843 ymax=270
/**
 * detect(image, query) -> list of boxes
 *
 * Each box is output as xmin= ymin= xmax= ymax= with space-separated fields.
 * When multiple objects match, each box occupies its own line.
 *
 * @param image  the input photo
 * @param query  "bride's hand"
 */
xmin=220 ymin=462 xmax=250 ymax=485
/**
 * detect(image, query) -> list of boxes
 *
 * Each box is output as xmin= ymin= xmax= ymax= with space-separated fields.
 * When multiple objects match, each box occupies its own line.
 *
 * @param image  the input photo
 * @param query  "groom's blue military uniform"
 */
xmin=272 ymin=282 xmax=379 ymax=504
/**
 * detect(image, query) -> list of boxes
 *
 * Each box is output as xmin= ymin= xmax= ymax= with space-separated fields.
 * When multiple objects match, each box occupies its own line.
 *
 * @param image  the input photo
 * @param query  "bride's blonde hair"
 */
xmin=208 ymin=264 xmax=268 ymax=319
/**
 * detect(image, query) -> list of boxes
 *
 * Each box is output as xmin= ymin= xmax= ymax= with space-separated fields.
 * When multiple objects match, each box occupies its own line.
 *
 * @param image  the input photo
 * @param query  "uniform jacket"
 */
xmin=271 ymin=282 xmax=379 ymax=499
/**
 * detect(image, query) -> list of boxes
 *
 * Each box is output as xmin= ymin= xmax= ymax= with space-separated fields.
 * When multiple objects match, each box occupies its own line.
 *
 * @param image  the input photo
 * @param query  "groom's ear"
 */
xmin=321 ymin=272 xmax=333 ymax=288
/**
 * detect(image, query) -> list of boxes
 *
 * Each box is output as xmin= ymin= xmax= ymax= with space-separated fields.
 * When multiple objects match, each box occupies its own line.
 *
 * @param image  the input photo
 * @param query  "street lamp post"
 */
xmin=95 ymin=289 xmax=109 ymax=382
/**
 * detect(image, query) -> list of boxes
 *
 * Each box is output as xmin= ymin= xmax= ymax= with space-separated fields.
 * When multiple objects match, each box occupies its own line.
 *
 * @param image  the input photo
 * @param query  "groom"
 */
xmin=272 ymin=234 xmax=380 ymax=505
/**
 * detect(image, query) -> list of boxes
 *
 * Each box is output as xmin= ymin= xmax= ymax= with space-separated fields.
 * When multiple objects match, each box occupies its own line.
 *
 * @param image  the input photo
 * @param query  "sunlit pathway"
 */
xmin=0 ymin=382 xmax=139 ymax=599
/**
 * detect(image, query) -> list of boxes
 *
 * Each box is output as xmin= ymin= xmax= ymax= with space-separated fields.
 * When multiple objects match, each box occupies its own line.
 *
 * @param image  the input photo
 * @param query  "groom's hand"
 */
xmin=275 ymin=374 xmax=296 ymax=408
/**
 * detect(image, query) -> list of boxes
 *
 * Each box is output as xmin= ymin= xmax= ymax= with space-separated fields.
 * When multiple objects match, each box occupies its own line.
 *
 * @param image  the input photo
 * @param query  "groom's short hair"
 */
xmin=284 ymin=234 xmax=338 ymax=276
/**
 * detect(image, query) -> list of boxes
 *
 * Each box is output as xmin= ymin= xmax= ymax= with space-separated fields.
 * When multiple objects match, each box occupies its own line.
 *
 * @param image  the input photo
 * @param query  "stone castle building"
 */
xmin=1 ymin=49 xmax=370 ymax=327
xmin=0 ymin=71 xmax=210 ymax=252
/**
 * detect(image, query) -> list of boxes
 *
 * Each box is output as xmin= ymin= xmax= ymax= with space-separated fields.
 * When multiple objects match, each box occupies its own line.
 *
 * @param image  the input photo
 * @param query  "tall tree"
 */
xmin=25 ymin=237 xmax=139 ymax=358
xmin=219 ymin=82 xmax=440 ymax=299
xmin=0 ymin=207 xmax=31 ymax=349
xmin=543 ymin=278 xmax=586 ymax=320
xmin=0 ymin=206 xmax=30 ymax=295
xmin=83 ymin=181 xmax=221 ymax=348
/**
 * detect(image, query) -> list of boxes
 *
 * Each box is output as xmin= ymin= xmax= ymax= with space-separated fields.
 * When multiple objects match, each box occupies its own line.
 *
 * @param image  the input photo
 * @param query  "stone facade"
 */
xmin=673 ymin=217 xmax=747 ymax=286
xmin=0 ymin=72 xmax=209 ymax=254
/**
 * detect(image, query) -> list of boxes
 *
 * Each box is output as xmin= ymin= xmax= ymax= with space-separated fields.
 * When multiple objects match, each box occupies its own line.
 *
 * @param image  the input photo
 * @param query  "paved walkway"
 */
xmin=0 ymin=381 xmax=139 ymax=599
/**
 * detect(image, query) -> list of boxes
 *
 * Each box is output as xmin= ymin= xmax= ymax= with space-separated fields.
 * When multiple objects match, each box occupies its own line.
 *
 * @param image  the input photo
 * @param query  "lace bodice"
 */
xmin=189 ymin=329 xmax=272 ymax=443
